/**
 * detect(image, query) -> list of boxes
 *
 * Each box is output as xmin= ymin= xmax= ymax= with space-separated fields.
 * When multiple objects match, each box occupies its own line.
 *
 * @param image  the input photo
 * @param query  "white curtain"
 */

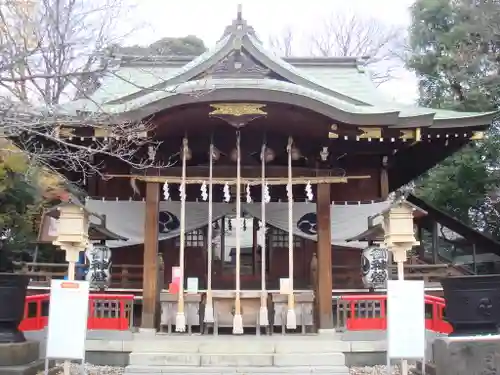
xmin=243 ymin=202 xmax=390 ymax=248
xmin=86 ymin=200 xmax=234 ymax=248
xmin=85 ymin=200 xmax=390 ymax=249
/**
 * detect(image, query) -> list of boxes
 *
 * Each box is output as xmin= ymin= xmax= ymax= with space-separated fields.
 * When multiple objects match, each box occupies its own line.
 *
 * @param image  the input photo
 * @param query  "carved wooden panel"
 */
xmin=208 ymin=50 xmax=270 ymax=78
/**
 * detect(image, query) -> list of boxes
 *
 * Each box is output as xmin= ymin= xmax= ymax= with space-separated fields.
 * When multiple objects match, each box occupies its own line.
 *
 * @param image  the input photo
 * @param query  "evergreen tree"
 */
xmin=408 ymin=0 xmax=500 ymax=238
xmin=0 ymin=142 xmax=66 ymax=270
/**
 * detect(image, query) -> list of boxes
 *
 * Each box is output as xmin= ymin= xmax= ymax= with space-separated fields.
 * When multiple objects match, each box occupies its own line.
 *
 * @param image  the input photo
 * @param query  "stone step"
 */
xmin=0 ymin=359 xmax=46 ymax=375
xmin=125 ymin=365 xmax=350 ymax=374
xmin=129 ymin=352 xmax=346 ymax=367
xmin=125 ymin=339 xmax=350 ymax=354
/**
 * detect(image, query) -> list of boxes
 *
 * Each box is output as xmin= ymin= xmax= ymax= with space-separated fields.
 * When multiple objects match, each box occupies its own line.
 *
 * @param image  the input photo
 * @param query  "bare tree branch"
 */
xmin=308 ymin=12 xmax=406 ymax=84
xmin=0 ymin=0 xmax=176 ymax=185
xmin=268 ymin=26 xmax=294 ymax=57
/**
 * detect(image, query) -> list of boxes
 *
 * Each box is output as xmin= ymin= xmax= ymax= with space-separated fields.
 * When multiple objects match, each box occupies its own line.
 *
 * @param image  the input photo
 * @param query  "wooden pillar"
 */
xmin=431 ymin=221 xmax=439 ymax=264
xmin=316 ymin=183 xmax=334 ymax=330
xmin=141 ymin=182 xmax=160 ymax=329
xmin=380 ymin=159 xmax=389 ymax=200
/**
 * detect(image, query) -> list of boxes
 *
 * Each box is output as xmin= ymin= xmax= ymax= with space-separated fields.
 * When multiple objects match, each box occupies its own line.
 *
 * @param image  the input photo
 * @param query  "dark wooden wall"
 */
xmin=111 ymin=239 xmax=364 ymax=290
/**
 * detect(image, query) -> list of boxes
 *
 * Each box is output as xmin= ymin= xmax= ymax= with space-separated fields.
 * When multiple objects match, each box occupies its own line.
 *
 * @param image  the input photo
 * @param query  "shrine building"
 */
xmin=36 ymin=8 xmax=496 ymax=335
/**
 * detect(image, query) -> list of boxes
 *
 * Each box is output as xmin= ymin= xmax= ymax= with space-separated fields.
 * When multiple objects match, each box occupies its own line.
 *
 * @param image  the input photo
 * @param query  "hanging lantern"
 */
xmin=230 ymin=148 xmax=238 ymax=162
xmin=209 ymin=147 xmax=220 ymax=161
xmin=85 ymin=243 xmax=112 ymax=290
xmin=320 ymin=147 xmax=329 ymax=161
xmin=260 ymin=147 xmax=275 ymax=163
xmin=148 ymin=145 xmax=156 ymax=161
xmin=361 ymin=246 xmax=388 ymax=289
xmin=290 ymin=145 xmax=301 ymax=161
xmin=180 ymin=144 xmax=192 ymax=161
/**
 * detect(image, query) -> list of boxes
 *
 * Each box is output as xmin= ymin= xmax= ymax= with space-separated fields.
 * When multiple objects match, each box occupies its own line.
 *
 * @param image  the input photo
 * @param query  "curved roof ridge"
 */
xmin=243 ymin=34 xmax=372 ymax=106
xmin=105 ymin=34 xmax=233 ymax=105
xmin=103 ymin=78 xmax=396 ymax=116
xmin=60 ymin=76 xmax=496 ymax=129
xmin=104 ymin=15 xmax=376 ymax=108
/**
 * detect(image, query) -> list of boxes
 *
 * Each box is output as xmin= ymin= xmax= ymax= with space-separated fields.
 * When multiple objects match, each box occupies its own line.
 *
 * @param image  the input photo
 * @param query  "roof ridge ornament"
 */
xmin=237 ymin=3 xmax=242 ymax=22
xmin=220 ymin=4 xmax=257 ymax=42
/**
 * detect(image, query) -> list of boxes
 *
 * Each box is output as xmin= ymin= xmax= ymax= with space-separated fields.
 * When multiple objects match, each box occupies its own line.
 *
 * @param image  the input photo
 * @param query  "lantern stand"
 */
xmin=382 ymin=200 xmax=419 ymax=375
xmin=51 ymin=201 xmax=92 ymax=375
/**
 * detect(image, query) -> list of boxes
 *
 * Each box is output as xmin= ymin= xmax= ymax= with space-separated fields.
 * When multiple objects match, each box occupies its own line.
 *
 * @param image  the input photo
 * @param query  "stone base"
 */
xmin=0 ymin=359 xmax=45 ymax=375
xmin=0 ymin=341 xmax=54 ymax=375
xmin=433 ymin=335 xmax=500 ymax=375
xmin=0 ymin=341 xmax=39 ymax=367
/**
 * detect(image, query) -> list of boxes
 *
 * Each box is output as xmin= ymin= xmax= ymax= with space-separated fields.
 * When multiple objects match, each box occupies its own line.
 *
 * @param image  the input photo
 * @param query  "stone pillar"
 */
xmin=316 ymin=183 xmax=334 ymax=331
xmin=141 ymin=182 xmax=160 ymax=330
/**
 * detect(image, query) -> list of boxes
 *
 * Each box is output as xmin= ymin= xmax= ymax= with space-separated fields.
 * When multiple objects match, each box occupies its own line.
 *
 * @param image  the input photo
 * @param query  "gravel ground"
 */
xmin=350 ymin=365 xmax=417 ymax=374
xmin=40 ymin=363 xmax=416 ymax=374
xmin=39 ymin=363 xmax=124 ymax=375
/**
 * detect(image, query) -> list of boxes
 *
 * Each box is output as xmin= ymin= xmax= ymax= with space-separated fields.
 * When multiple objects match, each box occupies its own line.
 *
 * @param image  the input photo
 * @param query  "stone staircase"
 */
xmin=124 ymin=336 xmax=349 ymax=375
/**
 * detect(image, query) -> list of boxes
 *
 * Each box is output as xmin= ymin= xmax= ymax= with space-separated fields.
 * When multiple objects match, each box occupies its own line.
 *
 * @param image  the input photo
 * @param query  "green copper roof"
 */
xmin=64 ymin=13 xmax=496 ymax=129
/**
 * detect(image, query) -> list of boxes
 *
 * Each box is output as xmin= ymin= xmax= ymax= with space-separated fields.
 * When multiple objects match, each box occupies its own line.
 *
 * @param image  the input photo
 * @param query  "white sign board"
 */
xmin=186 ymin=277 xmax=199 ymax=294
xmin=46 ymin=280 xmax=89 ymax=360
xmin=279 ymin=278 xmax=290 ymax=294
xmin=172 ymin=266 xmax=181 ymax=279
xmin=387 ymin=280 xmax=425 ymax=359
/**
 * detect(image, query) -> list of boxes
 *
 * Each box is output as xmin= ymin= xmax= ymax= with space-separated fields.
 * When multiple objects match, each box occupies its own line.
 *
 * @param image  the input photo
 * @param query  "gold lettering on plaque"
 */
xmin=358 ymin=127 xmax=382 ymax=139
xmin=470 ymin=131 xmax=485 ymax=140
xmin=328 ymin=124 xmax=339 ymax=139
xmin=209 ymin=103 xmax=267 ymax=117
xmin=399 ymin=129 xmax=415 ymax=140
xmin=58 ymin=127 xmax=75 ymax=138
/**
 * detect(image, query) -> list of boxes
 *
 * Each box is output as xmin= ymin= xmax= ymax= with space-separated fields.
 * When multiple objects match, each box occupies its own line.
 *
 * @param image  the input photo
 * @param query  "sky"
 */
xmin=120 ymin=0 xmax=418 ymax=103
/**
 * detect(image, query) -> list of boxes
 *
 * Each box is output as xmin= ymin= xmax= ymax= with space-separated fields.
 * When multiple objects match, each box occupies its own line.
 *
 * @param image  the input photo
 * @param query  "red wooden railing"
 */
xmin=339 ymin=294 xmax=453 ymax=334
xmin=21 ymin=292 xmax=453 ymax=334
xmin=19 ymin=294 xmax=49 ymax=331
xmin=20 ymin=293 xmax=134 ymax=331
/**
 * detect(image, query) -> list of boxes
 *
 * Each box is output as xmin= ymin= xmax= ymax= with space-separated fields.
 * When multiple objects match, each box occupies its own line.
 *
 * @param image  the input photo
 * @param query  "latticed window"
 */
xmin=175 ymin=229 xmax=205 ymax=247
xmin=270 ymin=228 xmax=301 ymax=248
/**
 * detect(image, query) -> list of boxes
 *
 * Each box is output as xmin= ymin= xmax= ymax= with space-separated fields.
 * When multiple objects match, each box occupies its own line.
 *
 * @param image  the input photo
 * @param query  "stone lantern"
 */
xmin=382 ymin=201 xmax=419 ymax=278
xmin=53 ymin=203 xmax=89 ymax=246
xmin=51 ymin=201 xmax=91 ymax=280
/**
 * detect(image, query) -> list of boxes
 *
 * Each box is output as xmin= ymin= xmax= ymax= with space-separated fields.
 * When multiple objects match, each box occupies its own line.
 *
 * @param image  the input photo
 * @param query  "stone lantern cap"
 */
xmin=45 ymin=194 xmax=98 ymax=220
xmin=378 ymin=200 xmax=427 ymax=217
xmin=40 ymin=195 xmax=127 ymax=243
